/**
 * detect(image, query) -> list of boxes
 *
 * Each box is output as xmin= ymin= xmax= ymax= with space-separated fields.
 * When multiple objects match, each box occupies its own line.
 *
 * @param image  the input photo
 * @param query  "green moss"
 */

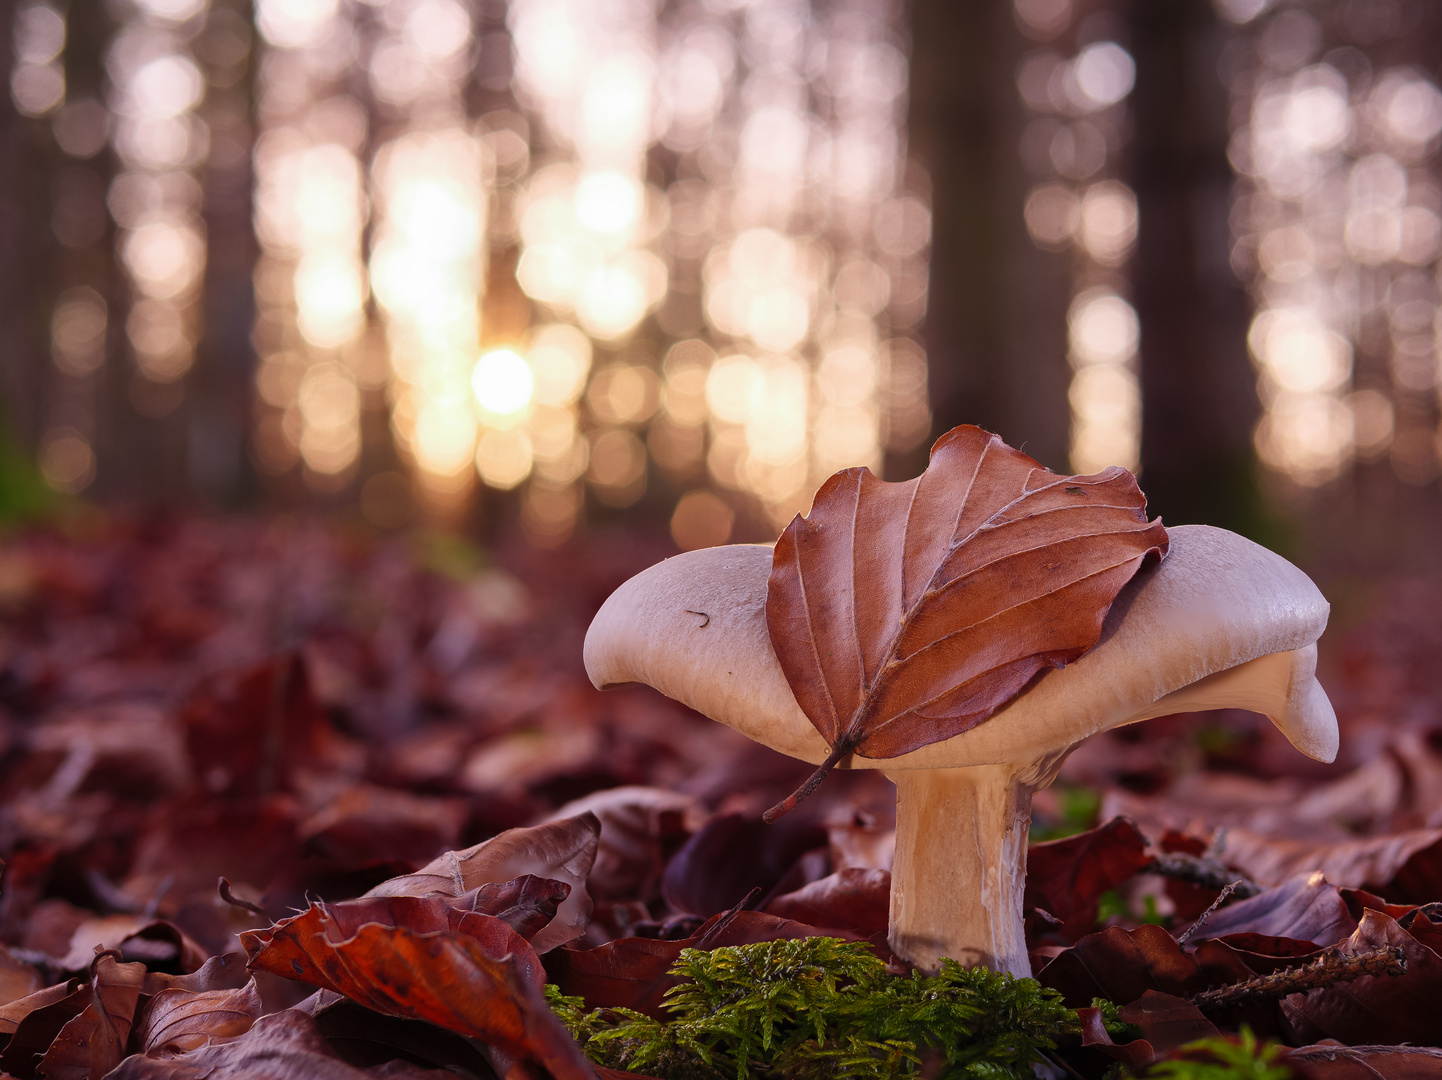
xmin=1144 ymin=1028 xmax=1291 ymax=1080
xmin=547 ymin=937 xmax=1116 ymax=1080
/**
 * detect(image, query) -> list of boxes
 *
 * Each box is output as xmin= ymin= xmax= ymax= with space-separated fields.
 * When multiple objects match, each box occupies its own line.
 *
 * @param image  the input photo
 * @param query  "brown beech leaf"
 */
xmin=364 ymin=814 xmax=600 ymax=954
xmin=36 ymin=951 xmax=148 ymax=1080
xmin=1025 ymin=817 xmax=1153 ymax=934
xmin=133 ymin=981 xmax=262 ymax=1056
xmin=765 ymin=868 xmax=892 ymax=935
xmin=1280 ymin=909 xmax=1442 ymax=1047
xmin=1186 ymin=874 xmax=1356 ymax=948
xmin=240 ymin=895 xmax=592 ymax=1079
xmin=765 ymin=426 xmax=1167 ymax=817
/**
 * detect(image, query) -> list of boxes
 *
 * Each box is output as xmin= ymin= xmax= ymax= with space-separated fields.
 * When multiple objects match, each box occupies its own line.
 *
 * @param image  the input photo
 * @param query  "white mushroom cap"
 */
xmin=584 ymin=524 xmax=1338 ymax=768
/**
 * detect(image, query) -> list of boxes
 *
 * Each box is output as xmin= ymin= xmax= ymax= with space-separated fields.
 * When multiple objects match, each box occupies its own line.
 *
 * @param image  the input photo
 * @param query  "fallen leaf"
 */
xmin=1281 ymin=909 xmax=1442 ymax=1047
xmin=1121 ymin=990 xmax=1219 ymax=1057
xmin=241 ymin=893 xmax=592 ymax=1079
xmin=1286 ymin=1044 xmax=1442 ymax=1079
xmin=307 ymin=996 xmax=497 ymax=1076
xmin=107 ymin=1008 xmax=433 ymax=1079
xmin=0 ymin=945 xmax=43 ymax=1008
xmin=1035 ymin=923 xmax=1249 ymax=1008
xmin=1186 ymin=874 xmax=1357 ymax=947
xmin=365 ymin=815 xmax=600 ymax=953
xmin=1219 ymin=827 xmax=1442 ymax=893
xmin=181 ymin=653 xmax=334 ymax=800
xmin=764 ymin=868 xmax=891 ymax=935
xmin=133 ymin=980 xmax=261 ymax=1055
xmin=1025 ymin=817 xmax=1153 ymax=934
xmin=765 ymin=425 xmax=1167 ymax=815
xmin=545 ymin=907 xmax=857 ymax=1017
xmin=660 ymin=812 xmax=827 ymax=917
xmin=0 ymin=981 xmax=79 ymax=1036
xmin=546 ymin=786 xmax=699 ymax=902
xmin=36 ymin=951 xmax=148 ymax=1080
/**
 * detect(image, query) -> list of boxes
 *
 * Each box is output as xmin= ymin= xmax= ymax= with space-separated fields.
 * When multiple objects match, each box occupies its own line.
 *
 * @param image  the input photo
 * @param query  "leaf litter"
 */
xmin=0 ymin=513 xmax=1440 ymax=1076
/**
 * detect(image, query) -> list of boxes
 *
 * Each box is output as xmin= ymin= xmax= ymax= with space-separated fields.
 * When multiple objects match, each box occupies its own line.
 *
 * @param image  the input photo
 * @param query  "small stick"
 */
xmin=218 ymin=877 xmax=268 ymax=917
xmin=1189 ymin=945 xmax=1406 ymax=1010
xmin=764 ymin=741 xmax=852 ymax=823
xmin=1176 ymin=881 xmax=1240 ymax=946
xmin=1145 ymin=853 xmax=1262 ymax=897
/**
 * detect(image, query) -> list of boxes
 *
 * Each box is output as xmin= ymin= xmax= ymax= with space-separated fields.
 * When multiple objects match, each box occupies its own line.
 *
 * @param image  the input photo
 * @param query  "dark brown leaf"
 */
xmin=764 ymin=868 xmax=891 ymax=935
xmin=1035 ymin=924 xmax=1250 ymax=1008
xmin=1076 ymin=1005 xmax=1158 ymax=1070
xmin=1117 ymin=991 xmax=1221 ymax=1055
xmin=241 ymin=894 xmax=592 ymax=1079
xmin=1025 ymin=817 xmax=1153 ymax=934
xmin=660 ymin=812 xmax=827 ymax=918
xmin=765 ymin=425 xmax=1167 ymax=816
xmin=1220 ymin=827 xmax=1442 ymax=894
xmin=545 ymin=907 xmax=856 ymax=1017
xmin=1281 ymin=909 xmax=1442 ymax=1047
xmin=1286 ymin=1045 xmax=1442 ymax=1079
xmin=0 ymin=982 xmax=78 ymax=1037
xmin=108 ymin=1008 xmax=431 ymax=1080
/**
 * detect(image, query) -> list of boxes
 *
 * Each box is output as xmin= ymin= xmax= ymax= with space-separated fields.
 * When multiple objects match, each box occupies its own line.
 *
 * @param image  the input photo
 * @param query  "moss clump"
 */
xmin=547 ymin=937 xmax=1102 ymax=1079
xmin=1145 ymin=1028 xmax=1291 ymax=1080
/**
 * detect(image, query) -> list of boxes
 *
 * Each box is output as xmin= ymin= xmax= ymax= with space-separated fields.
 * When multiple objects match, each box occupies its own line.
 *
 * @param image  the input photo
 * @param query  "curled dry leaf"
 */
xmin=133 ymin=981 xmax=262 ymax=1056
xmin=1281 ymin=909 xmax=1442 ymax=1047
xmin=765 ymin=426 xmax=1167 ymax=818
xmin=240 ymin=893 xmax=593 ymax=1080
xmin=364 ymin=814 xmax=600 ymax=954
xmin=36 ymin=951 xmax=147 ymax=1080
xmin=1186 ymin=873 xmax=1357 ymax=947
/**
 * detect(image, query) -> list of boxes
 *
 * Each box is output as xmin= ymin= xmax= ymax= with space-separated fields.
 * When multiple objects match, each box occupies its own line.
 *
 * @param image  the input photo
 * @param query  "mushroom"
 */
xmin=584 ymin=525 xmax=1338 ymax=978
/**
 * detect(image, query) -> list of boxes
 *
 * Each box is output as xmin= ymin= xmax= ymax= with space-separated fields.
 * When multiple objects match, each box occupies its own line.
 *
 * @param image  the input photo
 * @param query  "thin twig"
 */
xmin=1188 ymin=945 xmax=1406 ymax=1009
xmin=1176 ymin=881 xmax=1240 ymax=946
xmin=218 ymin=876 xmax=268 ymax=917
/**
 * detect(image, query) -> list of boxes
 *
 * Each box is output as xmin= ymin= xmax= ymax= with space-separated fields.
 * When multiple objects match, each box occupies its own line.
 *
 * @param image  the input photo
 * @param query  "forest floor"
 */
xmin=0 ymin=513 xmax=1440 ymax=1078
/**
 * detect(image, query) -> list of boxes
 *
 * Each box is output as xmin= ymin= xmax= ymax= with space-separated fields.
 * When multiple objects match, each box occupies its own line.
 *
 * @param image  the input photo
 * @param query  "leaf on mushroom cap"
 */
xmin=584 ymin=524 xmax=1336 ymax=771
xmin=764 ymin=425 xmax=1168 ymax=817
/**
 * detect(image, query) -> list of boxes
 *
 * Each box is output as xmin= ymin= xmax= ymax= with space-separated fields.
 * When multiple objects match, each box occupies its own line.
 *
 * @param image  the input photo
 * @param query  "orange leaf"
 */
xmin=765 ymin=426 xmax=1167 ymax=818
xmin=240 ymin=893 xmax=592 ymax=1080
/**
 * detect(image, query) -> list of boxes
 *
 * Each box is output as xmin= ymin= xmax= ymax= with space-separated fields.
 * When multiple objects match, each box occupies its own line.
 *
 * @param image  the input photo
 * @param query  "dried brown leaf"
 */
xmin=765 ymin=426 xmax=1166 ymax=817
xmin=364 ymin=814 xmax=600 ymax=953
xmin=133 ymin=980 xmax=262 ymax=1056
xmin=36 ymin=951 xmax=147 ymax=1080
xmin=241 ymin=893 xmax=592 ymax=1079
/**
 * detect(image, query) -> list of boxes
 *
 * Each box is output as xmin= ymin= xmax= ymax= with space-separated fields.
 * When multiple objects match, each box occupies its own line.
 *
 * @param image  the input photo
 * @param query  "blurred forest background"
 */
xmin=3 ymin=0 xmax=1442 ymax=580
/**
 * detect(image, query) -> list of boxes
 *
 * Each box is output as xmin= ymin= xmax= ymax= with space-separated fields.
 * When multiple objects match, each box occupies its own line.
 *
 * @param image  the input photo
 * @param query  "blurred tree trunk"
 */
xmin=1128 ymin=0 xmax=1262 ymax=533
xmin=906 ymin=0 xmax=1072 ymax=475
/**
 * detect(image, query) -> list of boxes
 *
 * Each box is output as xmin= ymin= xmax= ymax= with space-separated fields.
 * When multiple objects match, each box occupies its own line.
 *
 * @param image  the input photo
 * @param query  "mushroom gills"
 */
xmin=1123 ymin=644 xmax=1337 ymax=764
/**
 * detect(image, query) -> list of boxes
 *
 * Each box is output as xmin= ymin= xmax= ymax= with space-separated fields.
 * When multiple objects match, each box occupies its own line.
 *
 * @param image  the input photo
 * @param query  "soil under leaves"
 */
xmin=1 ymin=515 xmax=1441 ymax=1078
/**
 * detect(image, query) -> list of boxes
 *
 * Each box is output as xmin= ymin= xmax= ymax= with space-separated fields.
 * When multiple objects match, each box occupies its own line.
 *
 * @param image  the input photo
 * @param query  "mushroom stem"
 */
xmin=888 ymin=762 xmax=1053 ymax=978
